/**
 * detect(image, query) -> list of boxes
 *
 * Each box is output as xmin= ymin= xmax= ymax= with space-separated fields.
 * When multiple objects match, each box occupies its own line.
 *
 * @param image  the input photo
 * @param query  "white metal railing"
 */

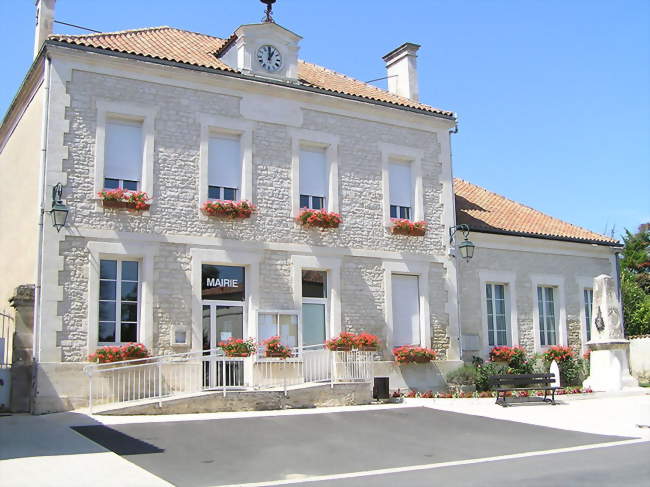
xmin=0 ymin=310 xmax=14 ymax=367
xmin=84 ymin=345 xmax=373 ymax=413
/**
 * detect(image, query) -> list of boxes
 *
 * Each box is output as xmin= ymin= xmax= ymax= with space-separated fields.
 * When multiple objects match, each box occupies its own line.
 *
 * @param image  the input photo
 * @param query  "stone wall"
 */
xmin=629 ymin=336 xmax=650 ymax=381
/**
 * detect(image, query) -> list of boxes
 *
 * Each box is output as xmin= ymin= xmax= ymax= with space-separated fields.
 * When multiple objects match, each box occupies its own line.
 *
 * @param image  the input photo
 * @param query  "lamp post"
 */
xmin=449 ymin=224 xmax=475 ymax=262
xmin=49 ymin=183 xmax=69 ymax=232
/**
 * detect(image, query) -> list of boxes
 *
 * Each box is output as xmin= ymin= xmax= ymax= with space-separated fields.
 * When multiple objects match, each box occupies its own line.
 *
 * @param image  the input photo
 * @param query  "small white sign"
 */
xmin=220 ymin=332 xmax=232 ymax=341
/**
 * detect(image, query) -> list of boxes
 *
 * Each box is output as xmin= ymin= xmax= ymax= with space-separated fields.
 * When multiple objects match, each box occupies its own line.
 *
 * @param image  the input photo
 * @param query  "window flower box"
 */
xmin=98 ymin=189 xmax=151 ymax=211
xmin=262 ymin=336 xmax=293 ymax=359
xmin=392 ymin=345 xmax=437 ymax=364
xmin=88 ymin=343 xmax=150 ymax=364
xmin=296 ymin=208 xmax=342 ymax=229
xmin=202 ymin=200 xmax=255 ymax=219
xmin=390 ymin=218 xmax=426 ymax=236
xmin=218 ymin=337 xmax=256 ymax=357
xmin=325 ymin=332 xmax=357 ymax=351
xmin=352 ymin=332 xmax=380 ymax=351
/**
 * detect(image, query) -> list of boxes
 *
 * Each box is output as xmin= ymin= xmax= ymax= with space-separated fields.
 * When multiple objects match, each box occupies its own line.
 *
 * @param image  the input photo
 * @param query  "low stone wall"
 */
xmin=372 ymin=360 xmax=463 ymax=392
xmin=629 ymin=336 xmax=650 ymax=382
xmin=97 ymin=382 xmax=372 ymax=415
xmin=34 ymin=362 xmax=88 ymax=414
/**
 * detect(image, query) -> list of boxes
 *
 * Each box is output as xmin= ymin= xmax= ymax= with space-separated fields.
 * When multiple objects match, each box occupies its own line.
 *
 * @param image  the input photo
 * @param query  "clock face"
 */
xmin=256 ymin=45 xmax=282 ymax=72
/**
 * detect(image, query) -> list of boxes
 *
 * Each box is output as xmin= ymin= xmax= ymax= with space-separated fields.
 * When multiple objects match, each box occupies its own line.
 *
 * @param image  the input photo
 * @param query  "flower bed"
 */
xmin=218 ymin=337 xmax=256 ymax=357
xmin=543 ymin=345 xmax=575 ymax=363
xmin=98 ymin=188 xmax=151 ymax=211
xmin=392 ymin=386 xmax=594 ymax=399
xmin=392 ymin=345 xmax=437 ymax=363
xmin=296 ymin=208 xmax=342 ymax=229
xmin=325 ymin=332 xmax=357 ymax=351
xmin=88 ymin=343 xmax=150 ymax=363
xmin=262 ymin=336 xmax=293 ymax=359
xmin=390 ymin=218 xmax=427 ymax=236
xmin=202 ymin=200 xmax=255 ymax=219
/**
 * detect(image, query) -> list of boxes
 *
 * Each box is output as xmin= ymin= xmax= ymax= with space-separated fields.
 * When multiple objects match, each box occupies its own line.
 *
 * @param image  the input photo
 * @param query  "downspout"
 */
xmin=33 ymin=51 xmax=51 ymax=412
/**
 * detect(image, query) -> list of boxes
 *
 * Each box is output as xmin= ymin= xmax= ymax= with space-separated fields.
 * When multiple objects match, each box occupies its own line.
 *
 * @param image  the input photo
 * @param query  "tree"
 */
xmin=621 ymin=225 xmax=650 ymax=336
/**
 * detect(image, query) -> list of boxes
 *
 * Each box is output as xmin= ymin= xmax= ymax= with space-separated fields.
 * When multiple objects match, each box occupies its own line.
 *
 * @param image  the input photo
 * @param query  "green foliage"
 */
xmin=474 ymin=362 xmax=509 ymax=391
xmin=446 ymin=365 xmax=477 ymax=385
xmin=620 ymin=226 xmax=650 ymax=337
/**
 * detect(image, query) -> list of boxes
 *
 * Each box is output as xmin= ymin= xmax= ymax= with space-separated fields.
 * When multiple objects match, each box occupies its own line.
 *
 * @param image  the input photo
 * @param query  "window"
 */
xmin=299 ymin=147 xmax=327 ymax=210
xmin=302 ymin=270 xmax=327 ymax=346
xmin=104 ymin=118 xmax=143 ymax=190
xmin=99 ymin=259 xmax=140 ymax=343
xmin=584 ymin=288 xmax=593 ymax=342
xmin=391 ymin=274 xmax=420 ymax=346
xmin=208 ymin=134 xmax=241 ymax=201
xmin=389 ymin=160 xmax=412 ymax=220
xmin=258 ymin=313 xmax=299 ymax=348
xmin=537 ymin=286 xmax=557 ymax=346
xmin=486 ymin=283 xmax=509 ymax=347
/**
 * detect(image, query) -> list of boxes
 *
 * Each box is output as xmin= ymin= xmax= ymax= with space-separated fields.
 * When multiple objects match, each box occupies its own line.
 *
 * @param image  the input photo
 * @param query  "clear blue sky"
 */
xmin=2 ymin=0 xmax=648 ymax=240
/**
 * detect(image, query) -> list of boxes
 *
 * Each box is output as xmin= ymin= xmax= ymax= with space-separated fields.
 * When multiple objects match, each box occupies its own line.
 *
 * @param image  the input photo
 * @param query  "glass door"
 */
xmin=202 ymin=302 xmax=244 ymax=388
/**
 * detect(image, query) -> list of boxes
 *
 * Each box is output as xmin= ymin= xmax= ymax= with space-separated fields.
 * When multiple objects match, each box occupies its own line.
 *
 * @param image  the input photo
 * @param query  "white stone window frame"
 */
xmin=94 ymin=100 xmax=157 ymax=199
xmin=190 ymin=248 xmax=261 ymax=353
xmin=379 ymin=142 xmax=424 ymax=226
xmin=171 ymin=324 xmax=190 ymax=348
xmin=87 ymin=241 xmax=158 ymax=354
xmin=289 ymin=129 xmax=340 ymax=217
xmin=479 ymin=270 xmax=518 ymax=356
xmin=382 ymin=261 xmax=431 ymax=350
xmin=531 ymin=274 xmax=567 ymax=351
xmin=577 ymin=276 xmax=595 ymax=352
xmin=291 ymin=255 xmax=341 ymax=347
xmin=199 ymin=114 xmax=254 ymax=217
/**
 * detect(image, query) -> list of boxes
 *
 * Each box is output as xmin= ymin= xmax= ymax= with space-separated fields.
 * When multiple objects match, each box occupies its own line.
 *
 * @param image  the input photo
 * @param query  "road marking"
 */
xmin=211 ymin=438 xmax=649 ymax=487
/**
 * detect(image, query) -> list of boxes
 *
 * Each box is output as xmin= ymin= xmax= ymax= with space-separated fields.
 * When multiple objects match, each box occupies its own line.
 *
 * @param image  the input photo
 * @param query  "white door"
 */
xmin=392 ymin=274 xmax=420 ymax=346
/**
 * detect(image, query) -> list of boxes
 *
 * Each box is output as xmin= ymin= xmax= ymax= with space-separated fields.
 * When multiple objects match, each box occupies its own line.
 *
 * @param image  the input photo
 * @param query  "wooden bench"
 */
xmin=488 ymin=373 xmax=559 ymax=407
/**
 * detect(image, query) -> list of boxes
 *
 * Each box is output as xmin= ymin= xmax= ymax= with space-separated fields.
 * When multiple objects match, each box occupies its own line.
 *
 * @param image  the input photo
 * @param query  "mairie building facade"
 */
xmin=0 ymin=1 xmax=620 ymax=412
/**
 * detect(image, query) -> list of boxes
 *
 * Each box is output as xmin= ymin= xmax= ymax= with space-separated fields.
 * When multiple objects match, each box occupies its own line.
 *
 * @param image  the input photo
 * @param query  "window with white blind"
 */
xmin=389 ymin=161 xmax=412 ymax=220
xmin=584 ymin=288 xmax=593 ymax=342
xmin=392 ymin=274 xmax=420 ymax=346
xmin=104 ymin=119 xmax=143 ymax=191
xmin=537 ymin=286 xmax=557 ymax=346
xmin=299 ymin=147 xmax=327 ymax=210
xmin=208 ymin=133 xmax=242 ymax=201
xmin=486 ymin=283 xmax=509 ymax=347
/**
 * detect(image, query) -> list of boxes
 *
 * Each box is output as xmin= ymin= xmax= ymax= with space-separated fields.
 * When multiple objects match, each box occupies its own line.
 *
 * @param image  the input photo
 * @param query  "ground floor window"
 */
xmin=391 ymin=274 xmax=420 ymax=346
xmin=302 ymin=270 xmax=328 ymax=346
xmin=486 ymin=283 xmax=508 ymax=347
xmin=537 ymin=285 xmax=557 ymax=346
xmin=584 ymin=288 xmax=593 ymax=342
xmin=259 ymin=312 xmax=298 ymax=348
xmin=98 ymin=259 xmax=140 ymax=343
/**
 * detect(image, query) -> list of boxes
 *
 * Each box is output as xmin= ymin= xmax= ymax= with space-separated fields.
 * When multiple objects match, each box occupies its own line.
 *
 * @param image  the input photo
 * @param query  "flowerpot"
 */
xmin=101 ymin=199 xmax=150 ymax=211
xmin=358 ymin=346 xmax=377 ymax=352
xmin=413 ymin=356 xmax=432 ymax=363
xmin=390 ymin=227 xmax=426 ymax=237
xmin=265 ymin=351 xmax=290 ymax=358
xmin=333 ymin=346 xmax=353 ymax=352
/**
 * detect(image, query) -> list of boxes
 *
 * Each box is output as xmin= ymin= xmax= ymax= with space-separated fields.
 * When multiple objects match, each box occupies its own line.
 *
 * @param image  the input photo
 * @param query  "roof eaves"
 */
xmin=467 ymin=225 xmax=622 ymax=247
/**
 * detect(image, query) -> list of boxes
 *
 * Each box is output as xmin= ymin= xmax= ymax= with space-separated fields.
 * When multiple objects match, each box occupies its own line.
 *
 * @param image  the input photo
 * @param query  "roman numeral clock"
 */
xmin=256 ymin=44 xmax=282 ymax=72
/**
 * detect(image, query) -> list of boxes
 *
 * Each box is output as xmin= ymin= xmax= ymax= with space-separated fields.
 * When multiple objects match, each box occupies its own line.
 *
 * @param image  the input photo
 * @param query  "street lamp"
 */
xmin=449 ymin=224 xmax=475 ymax=262
xmin=50 ymin=183 xmax=69 ymax=232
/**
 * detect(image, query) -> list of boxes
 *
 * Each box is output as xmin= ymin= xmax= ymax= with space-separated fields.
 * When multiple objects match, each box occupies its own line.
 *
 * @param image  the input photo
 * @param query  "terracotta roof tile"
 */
xmin=48 ymin=26 xmax=453 ymax=117
xmin=454 ymin=178 xmax=618 ymax=245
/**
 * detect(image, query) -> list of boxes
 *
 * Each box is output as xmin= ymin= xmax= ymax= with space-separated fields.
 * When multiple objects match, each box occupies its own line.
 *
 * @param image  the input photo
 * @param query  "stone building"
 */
xmin=0 ymin=0 xmax=620 ymax=412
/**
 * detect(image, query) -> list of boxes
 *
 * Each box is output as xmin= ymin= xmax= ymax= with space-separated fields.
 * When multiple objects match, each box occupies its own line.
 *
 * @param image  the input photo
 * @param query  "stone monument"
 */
xmin=583 ymin=274 xmax=639 ymax=391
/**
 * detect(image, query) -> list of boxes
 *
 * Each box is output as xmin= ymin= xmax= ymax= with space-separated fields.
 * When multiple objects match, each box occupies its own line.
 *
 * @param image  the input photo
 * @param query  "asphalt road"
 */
xmin=73 ymin=407 xmax=647 ymax=487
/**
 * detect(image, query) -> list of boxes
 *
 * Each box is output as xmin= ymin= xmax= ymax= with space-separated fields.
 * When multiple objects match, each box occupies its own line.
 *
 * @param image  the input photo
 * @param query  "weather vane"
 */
xmin=261 ymin=0 xmax=276 ymax=23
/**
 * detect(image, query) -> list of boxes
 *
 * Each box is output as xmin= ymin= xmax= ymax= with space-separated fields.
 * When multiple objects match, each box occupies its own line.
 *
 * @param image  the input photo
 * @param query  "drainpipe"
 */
xmin=33 ymin=51 xmax=51 ymax=412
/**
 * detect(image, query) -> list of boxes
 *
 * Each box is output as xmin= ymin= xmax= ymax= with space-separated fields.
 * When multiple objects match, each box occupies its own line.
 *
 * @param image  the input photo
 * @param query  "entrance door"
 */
xmin=391 ymin=274 xmax=420 ymax=346
xmin=202 ymin=302 xmax=244 ymax=388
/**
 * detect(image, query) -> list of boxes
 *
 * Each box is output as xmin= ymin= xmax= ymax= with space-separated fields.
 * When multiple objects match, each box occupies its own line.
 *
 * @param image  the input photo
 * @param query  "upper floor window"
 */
xmin=104 ymin=118 xmax=143 ymax=190
xmin=537 ymin=286 xmax=557 ymax=346
xmin=208 ymin=133 xmax=241 ymax=201
xmin=584 ymin=288 xmax=593 ymax=342
xmin=389 ymin=160 xmax=412 ymax=220
xmin=299 ymin=146 xmax=327 ymax=210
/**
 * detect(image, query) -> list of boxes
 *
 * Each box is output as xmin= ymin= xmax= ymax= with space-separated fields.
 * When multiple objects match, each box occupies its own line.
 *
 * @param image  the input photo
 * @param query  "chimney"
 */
xmin=382 ymin=42 xmax=420 ymax=101
xmin=34 ymin=0 xmax=56 ymax=59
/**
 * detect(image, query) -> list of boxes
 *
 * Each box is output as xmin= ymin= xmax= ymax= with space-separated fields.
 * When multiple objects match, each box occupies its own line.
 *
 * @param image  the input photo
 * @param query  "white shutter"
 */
xmin=104 ymin=119 xmax=143 ymax=182
xmin=208 ymin=134 xmax=241 ymax=189
xmin=299 ymin=147 xmax=327 ymax=197
xmin=391 ymin=274 xmax=420 ymax=346
xmin=389 ymin=161 xmax=412 ymax=207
